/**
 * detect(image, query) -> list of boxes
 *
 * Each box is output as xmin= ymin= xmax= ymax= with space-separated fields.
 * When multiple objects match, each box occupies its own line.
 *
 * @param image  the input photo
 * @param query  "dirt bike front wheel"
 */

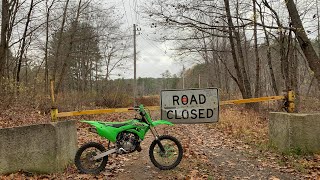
xmin=74 ymin=142 xmax=108 ymax=174
xmin=149 ymin=135 xmax=183 ymax=170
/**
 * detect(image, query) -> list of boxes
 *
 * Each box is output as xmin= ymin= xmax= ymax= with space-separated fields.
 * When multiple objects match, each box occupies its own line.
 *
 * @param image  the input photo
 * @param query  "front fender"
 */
xmin=151 ymin=120 xmax=174 ymax=127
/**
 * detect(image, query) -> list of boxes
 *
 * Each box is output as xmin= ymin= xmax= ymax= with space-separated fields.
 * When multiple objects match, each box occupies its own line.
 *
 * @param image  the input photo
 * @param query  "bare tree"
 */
xmin=16 ymin=0 xmax=36 ymax=93
xmin=0 ymin=0 xmax=19 ymax=87
xmin=44 ymin=0 xmax=56 ymax=93
xmin=55 ymin=0 xmax=83 ymax=94
xmin=285 ymin=0 xmax=320 ymax=85
xmin=257 ymin=2 xmax=279 ymax=95
xmin=51 ymin=0 xmax=70 ymax=87
xmin=253 ymin=0 xmax=260 ymax=99
xmin=224 ymin=0 xmax=252 ymax=100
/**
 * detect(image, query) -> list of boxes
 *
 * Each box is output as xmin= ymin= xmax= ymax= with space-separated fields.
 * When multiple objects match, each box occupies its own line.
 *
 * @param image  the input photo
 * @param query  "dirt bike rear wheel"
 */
xmin=75 ymin=142 xmax=108 ymax=174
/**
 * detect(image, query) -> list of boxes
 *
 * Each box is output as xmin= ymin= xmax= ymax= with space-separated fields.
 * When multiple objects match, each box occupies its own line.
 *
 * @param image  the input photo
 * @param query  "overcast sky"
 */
xmin=110 ymin=0 xmax=184 ymax=79
xmin=110 ymin=0 xmax=319 ymax=79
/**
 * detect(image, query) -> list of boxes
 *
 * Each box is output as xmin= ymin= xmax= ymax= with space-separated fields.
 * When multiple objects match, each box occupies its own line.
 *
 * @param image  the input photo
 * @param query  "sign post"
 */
xmin=161 ymin=88 xmax=219 ymax=124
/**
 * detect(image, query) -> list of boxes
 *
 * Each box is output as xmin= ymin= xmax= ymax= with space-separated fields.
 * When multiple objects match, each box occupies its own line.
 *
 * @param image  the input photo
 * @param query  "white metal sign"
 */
xmin=161 ymin=88 xmax=219 ymax=124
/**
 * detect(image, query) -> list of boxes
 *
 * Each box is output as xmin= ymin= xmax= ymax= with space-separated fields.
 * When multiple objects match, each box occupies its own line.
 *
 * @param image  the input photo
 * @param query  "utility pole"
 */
xmin=198 ymin=74 xmax=201 ymax=88
xmin=317 ymin=0 xmax=320 ymax=55
xmin=133 ymin=24 xmax=137 ymax=106
xmin=182 ymin=65 xmax=185 ymax=89
xmin=182 ymin=76 xmax=185 ymax=89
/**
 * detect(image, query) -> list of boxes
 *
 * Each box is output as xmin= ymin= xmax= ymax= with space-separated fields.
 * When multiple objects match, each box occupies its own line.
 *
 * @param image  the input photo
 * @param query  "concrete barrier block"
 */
xmin=269 ymin=112 xmax=320 ymax=153
xmin=0 ymin=120 xmax=77 ymax=174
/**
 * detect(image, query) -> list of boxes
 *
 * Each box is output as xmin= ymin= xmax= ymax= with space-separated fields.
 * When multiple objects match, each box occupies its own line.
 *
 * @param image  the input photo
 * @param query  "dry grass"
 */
xmin=208 ymin=106 xmax=320 ymax=177
xmin=136 ymin=95 xmax=160 ymax=106
xmin=210 ymin=107 xmax=269 ymax=146
xmin=299 ymin=96 xmax=320 ymax=113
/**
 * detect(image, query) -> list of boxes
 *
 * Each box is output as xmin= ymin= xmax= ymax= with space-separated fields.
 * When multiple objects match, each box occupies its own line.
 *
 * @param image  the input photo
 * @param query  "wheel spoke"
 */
xmin=153 ymin=139 xmax=180 ymax=166
xmin=80 ymin=147 xmax=103 ymax=170
xmin=75 ymin=142 xmax=108 ymax=174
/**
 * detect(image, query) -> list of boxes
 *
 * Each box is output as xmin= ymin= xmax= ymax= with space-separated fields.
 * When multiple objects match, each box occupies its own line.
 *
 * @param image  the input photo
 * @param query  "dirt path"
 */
xmin=204 ymin=147 xmax=297 ymax=179
xmin=113 ymin=124 xmax=300 ymax=180
xmin=114 ymin=134 xmax=163 ymax=180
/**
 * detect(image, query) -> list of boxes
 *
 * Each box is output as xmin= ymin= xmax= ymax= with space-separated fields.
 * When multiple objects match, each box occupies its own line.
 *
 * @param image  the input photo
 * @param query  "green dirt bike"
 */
xmin=74 ymin=104 xmax=183 ymax=174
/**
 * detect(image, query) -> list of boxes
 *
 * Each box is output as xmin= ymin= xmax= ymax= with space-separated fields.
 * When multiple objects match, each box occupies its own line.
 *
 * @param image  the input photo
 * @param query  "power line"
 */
xmin=140 ymin=34 xmax=164 ymax=52
xmin=124 ymin=1 xmax=175 ymax=64
xmin=127 ymin=0 xmax=143 ymax=24
xmin=133 ymin=0 xmax=138 ymax=24
xmin=121 ymin=0 xmax=130 ymax=30
xmin=135 ymin=0 xmax=142 ymax=25
xmin=126 ymin=1 xmax=163 ymax=54
xmin=128 ymin=0 xmax=135 ymax=23
xmin=140 ymin=34 xmax=173 ymax=59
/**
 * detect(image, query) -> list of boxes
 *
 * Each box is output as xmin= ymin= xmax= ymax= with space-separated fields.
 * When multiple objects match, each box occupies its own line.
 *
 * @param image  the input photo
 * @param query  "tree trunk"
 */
xmin=253 ymin=0 xmax=260 ymax=99
xmin=224 ymin=0 xmax=252 ymax=101
xmin=16 ymin=0 xmax=34 ymax=93
xmin=214 ymin=32 xmax=221 ymax=88
xmin=0 ymin=0 xmax=10 ymax=86
xmin=291 ymin=41 xmax=299 ymax=112
xmin=258 ymin=4 xmax=279 ymax=95
xmin=262 ymin=0 xmax=286 ymax=94
xmin=285 ymin=0 xmax=320 ymax=85
xmin=55 ymin=0 xmax=82 ymax=94
xmin=52 ymin=0 xmax=70 ymax=85
xmin=44 ymin=0 xmax=55 ymax=94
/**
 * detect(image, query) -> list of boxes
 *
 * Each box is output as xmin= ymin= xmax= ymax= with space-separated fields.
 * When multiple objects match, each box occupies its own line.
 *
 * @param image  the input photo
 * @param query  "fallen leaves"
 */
xmin=269 ymin=176 xmax=280 ymax=180
xmin=0 ymin=104 xmax=51 ymax=129
xmin=0 ymin=106 xmax=319 ymax=179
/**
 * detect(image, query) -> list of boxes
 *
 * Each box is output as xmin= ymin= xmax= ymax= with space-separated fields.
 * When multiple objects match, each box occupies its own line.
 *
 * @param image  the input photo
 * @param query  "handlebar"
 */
xmin=128 ymin=106 xmax=140 ymax=111
xmin=128 ymin=105 xmax=146 ymax=116
xmin=128 ymin=104 xmax=151 ymax=124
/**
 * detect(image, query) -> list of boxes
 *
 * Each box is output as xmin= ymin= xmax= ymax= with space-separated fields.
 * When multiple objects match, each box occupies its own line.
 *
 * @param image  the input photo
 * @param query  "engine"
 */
xmin=116 ymin=132 xmax=140 ymax=153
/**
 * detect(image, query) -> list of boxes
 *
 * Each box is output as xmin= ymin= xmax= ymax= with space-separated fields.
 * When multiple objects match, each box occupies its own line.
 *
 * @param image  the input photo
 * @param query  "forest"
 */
xmin=0 ymin=0 xmax=319 ymax=111
xmin=0 ymin=0 xmax=320 ymax=179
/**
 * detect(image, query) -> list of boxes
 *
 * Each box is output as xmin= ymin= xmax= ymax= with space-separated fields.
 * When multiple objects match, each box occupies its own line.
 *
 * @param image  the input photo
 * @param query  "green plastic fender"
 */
xmin=151 ymin=120 xmax=174 ymax=127
xmin=80 ymin=120 xmax=135 ymax=142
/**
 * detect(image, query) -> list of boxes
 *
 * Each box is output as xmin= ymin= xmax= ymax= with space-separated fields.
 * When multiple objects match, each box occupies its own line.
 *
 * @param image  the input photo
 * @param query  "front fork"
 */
xmin=150 ymin=127 xmax=165 ymax=152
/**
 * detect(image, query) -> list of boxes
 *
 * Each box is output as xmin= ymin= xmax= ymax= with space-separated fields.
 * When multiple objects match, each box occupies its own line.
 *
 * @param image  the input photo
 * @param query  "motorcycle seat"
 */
xmin=101 ymin=122 xmax=127 ymax=128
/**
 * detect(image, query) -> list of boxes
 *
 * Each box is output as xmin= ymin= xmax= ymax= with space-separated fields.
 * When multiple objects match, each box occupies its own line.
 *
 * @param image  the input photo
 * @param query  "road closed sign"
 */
xmin=161 ymin=88 xmax=219 ymax=124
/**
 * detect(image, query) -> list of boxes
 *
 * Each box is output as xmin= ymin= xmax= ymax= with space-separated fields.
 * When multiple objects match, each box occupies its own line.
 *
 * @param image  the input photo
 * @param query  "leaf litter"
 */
xmin=0 ymin=106 xmax=319 ymax=179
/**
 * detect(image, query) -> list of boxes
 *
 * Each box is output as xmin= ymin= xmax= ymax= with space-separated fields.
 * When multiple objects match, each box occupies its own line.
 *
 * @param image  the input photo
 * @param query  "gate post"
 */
xmin=287 ymin=90 xmax=295 ymax=113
